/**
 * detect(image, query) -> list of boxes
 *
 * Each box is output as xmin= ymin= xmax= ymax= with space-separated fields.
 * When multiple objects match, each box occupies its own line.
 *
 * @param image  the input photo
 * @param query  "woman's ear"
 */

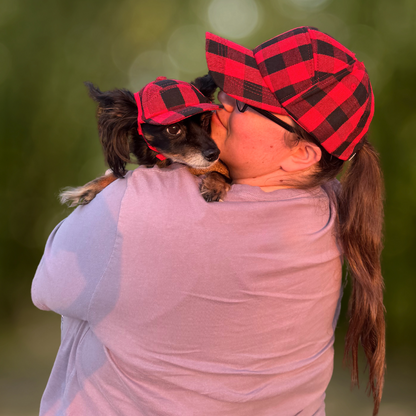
xmin=281 ymin=142 xmax=322 ymax=172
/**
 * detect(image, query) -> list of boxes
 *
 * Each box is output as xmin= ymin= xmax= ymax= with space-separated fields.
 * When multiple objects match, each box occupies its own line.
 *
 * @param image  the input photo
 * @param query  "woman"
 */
xmin=32 ymin=27 xmax=385 ymax=415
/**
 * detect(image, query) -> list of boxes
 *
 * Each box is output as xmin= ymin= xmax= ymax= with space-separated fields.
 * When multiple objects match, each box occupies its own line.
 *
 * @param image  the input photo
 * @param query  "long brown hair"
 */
xmin=289 ymin=125 xmax=385 ymax=416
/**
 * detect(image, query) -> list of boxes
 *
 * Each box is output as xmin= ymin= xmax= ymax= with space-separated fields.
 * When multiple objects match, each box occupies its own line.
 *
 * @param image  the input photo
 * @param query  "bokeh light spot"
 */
xmin=308 ymin=13 xmax=350 ymax=45
xmin=290 ymin=0 xmax=331 ymax=11
xmin=271 ymin=0 xmax=331 ymax=19
xmin=128 ymin=50 xmax=179 ymax=91
xmin=167 ymin=25 xmax=207 ymax=75
xmin=208 ymin=0 xmax=259 ymax=39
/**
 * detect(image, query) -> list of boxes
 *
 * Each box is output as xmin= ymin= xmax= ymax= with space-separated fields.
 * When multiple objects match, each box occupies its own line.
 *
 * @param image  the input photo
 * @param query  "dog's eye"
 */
xmin=166 ymin=125 xmax=181 ymax=135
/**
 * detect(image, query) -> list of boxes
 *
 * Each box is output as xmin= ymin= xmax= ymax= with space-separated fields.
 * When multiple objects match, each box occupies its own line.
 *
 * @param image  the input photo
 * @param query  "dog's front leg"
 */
xmin=59 ymin=170 xmax=117 ymax=207
xmin=200 ymin=172 xmax=232 ymax=202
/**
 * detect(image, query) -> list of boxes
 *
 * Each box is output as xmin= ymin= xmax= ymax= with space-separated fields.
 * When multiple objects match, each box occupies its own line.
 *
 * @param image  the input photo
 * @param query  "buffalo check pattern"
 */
xmin=206 ymin=27 xmax=374 ymax=160
xmin=134 ymin=77 xmax=220 ymax=126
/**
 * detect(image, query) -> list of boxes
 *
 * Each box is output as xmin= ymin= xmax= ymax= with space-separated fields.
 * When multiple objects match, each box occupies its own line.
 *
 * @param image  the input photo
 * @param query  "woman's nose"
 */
xmin=218 ymin=91 xmax=235 ymax=113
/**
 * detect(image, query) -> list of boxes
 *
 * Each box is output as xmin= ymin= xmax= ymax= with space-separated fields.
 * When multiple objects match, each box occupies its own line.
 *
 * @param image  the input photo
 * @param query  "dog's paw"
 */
xmin=59 ymin=172 xmax=118 ymax=207
xmin=200 ymin=172 xmax=231 ymax=202
xmin=59 ymin=186 xmax=98 ymax=207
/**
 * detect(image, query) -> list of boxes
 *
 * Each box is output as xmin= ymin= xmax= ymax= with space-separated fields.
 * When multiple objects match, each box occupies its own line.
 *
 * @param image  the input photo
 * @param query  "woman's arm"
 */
xmin=31 ymin=174 xmax=128 ymax=320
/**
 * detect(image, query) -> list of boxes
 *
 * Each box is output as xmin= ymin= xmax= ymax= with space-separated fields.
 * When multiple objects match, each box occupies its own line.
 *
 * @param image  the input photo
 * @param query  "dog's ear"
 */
xmin=191 ymin=74 xmax=218 ymax=102
xmin=85 ymin=82 xmax=139 ymax=177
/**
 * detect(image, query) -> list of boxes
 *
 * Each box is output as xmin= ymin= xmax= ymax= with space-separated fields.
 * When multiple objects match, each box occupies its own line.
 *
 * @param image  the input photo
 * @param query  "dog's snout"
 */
xmin=203 ymin=148 xmax=220 ymax=162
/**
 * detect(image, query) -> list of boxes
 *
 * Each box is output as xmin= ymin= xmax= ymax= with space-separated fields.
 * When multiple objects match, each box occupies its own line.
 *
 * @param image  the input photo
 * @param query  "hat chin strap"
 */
xmin=145 ymin=141 xmax=167 ymax=161
xmin=148 ymin=145 xmax=167 ymax=161
xmin=136 ymin=115 xmax=167 ymax=162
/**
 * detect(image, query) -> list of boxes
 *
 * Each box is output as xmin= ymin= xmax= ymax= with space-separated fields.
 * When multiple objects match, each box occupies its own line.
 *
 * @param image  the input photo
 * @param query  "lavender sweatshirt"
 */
xmin=32 ymin=164 xmax=342 ymax=416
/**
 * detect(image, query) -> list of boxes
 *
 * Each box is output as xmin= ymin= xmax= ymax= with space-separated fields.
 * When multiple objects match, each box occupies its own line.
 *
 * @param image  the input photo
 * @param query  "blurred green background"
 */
xmin=1 ymin=0 xmax=415 ymax=415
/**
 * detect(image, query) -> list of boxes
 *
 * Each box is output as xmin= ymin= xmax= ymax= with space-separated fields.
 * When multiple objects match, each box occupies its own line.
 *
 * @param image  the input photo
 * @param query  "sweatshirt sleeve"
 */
xmin=31 ymin=174 xmax=128 ymax=320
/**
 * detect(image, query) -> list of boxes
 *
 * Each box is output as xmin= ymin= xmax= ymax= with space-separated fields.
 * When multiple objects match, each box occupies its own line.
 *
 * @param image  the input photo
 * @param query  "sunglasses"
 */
xmin=236 ymin=101 xmax=295 ymax=133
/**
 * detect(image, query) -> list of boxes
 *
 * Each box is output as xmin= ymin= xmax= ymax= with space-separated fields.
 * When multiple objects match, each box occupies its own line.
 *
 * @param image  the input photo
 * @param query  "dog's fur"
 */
xmin=59 ymin=75 xmax=231 ymax=206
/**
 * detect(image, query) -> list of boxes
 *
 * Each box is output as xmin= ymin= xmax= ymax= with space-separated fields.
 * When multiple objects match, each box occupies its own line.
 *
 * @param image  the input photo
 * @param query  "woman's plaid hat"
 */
xmin=206 ymin=27 xmax=374 ymax=160
xmin=133 ymin=77 xmax=221 ymax=160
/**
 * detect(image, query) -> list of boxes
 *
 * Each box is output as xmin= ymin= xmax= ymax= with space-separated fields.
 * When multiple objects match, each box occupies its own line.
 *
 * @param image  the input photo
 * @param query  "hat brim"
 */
xmin=205 ymin=32 xmax=288 ymax=116
xmin=143 ymin=102 xmax=221 ymax=125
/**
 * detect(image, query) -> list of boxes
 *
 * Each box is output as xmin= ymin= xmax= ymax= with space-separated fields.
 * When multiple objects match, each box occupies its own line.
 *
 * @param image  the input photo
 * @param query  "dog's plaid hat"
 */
xmin=134 ymin=77 xmax=221 ymax=160
xmin=206 ymin=27 xmax=374 ymax=160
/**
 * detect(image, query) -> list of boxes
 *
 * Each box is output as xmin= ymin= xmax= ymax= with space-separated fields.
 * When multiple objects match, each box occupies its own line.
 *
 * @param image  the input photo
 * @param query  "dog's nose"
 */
xmin=203 ymin=148 xmax=220 ymax=162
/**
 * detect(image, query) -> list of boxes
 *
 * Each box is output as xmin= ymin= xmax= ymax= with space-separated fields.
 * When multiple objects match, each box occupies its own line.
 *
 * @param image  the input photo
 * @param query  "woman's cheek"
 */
xmin=210 ymin=115 xmax=227 ymax=149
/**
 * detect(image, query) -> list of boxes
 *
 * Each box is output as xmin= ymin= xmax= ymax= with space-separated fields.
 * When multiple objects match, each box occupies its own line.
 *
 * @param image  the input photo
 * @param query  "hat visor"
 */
xmin=143 ymin=102 xmax=221 ymax=125
xmin=205 ymin=32 xmax=288 ymax=116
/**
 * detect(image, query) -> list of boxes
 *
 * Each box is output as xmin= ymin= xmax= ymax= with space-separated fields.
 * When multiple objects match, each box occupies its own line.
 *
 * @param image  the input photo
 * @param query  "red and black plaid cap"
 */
xmin=134 ymin=76 xmax=220 ymax=126
xmin=205 ymin=27 xmax=374 ymax=160
xmin=134 ymin=76 xmax=221 ymax=160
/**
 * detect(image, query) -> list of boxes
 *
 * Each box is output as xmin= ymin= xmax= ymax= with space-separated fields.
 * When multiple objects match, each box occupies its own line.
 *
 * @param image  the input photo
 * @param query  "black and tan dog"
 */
xmin=59 ymin=75 xmax=230 ymax=206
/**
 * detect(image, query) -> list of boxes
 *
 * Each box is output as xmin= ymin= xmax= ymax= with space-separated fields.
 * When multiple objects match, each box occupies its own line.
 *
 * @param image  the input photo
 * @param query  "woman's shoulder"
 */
xmin=96 ymin=164 xmax=198 ymax=203
xmin=127 ymin=164 xmax=200 ymax=198
xmin=104 ymin=164 xmax=205 ymax=216
xmin=99 ymin=166 xmax=338 ymax=226
xmin=130 ymin=163 xmax=196 ymax=183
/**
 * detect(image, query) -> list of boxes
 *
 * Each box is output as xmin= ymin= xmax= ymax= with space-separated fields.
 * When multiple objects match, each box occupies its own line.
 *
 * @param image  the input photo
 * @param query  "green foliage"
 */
xmin=1 ymin=0 xmax=416 ymax=349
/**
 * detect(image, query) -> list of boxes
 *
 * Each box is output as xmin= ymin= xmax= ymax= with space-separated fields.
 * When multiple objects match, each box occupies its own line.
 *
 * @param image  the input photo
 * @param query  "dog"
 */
xmin=59 ymin=75 xmax=231 ymax=207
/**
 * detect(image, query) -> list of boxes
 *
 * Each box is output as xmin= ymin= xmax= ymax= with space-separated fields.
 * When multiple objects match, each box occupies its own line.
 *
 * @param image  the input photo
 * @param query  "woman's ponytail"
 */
xmin=289 ymin=124 xmax=386 ymax=415
xmin=338 ymin=139 xmax=385 ymax=416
